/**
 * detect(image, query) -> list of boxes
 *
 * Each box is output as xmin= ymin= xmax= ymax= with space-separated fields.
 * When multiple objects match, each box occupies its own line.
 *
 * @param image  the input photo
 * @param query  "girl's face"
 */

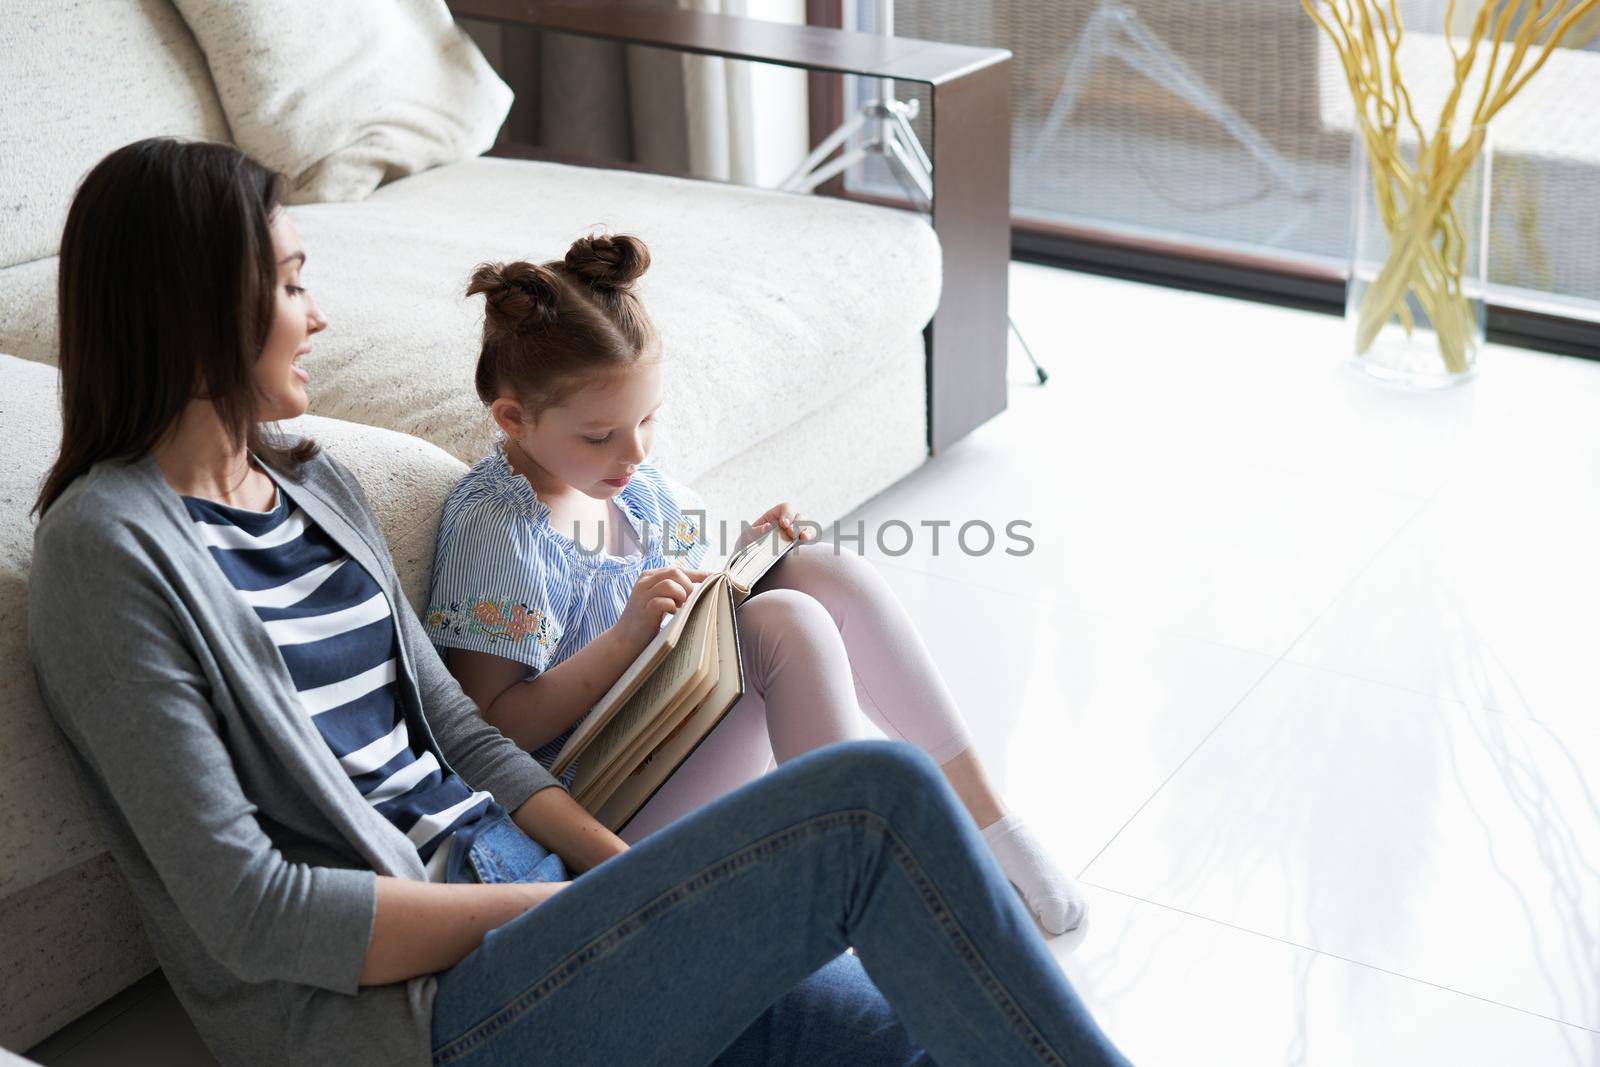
xmin=254 ymin=210 xmax=327 ymax=422
xmin=497 ymin=358 xmax=663 ymax=499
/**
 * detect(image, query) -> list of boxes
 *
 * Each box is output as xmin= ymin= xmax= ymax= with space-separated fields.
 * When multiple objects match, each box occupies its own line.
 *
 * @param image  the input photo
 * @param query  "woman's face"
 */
xmin=254 ymin=210 xmax=327 ymax=422
xmin=500 ymin=358 xmax=663 ymax=499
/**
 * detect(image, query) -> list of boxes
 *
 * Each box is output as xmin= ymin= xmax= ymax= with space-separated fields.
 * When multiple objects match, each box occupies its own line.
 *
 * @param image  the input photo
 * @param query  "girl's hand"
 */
xmin=736 ymin=503 xmax=815 ymax=553
xmin=616 ymin=566 xmax=712 ymax=645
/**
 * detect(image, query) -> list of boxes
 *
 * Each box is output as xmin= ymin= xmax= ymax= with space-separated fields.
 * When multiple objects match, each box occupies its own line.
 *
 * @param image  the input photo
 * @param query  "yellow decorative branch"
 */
xmin=1303 ymin=0 xmax=1600 ymax=374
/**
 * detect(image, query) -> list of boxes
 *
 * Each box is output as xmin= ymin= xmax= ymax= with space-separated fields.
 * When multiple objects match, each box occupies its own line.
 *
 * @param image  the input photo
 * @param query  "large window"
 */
xmin=840 ymin=0 xmax=1600 ymax=326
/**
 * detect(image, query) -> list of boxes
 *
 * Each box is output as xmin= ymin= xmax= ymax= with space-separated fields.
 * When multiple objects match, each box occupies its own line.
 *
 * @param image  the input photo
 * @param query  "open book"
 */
xmin=549 ymin=529 xmax=801 ymax=831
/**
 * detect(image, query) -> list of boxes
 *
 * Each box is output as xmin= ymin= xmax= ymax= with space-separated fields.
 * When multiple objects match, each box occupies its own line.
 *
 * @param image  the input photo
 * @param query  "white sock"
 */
xmin=981 ymin=814 xmax=1087 ymax=935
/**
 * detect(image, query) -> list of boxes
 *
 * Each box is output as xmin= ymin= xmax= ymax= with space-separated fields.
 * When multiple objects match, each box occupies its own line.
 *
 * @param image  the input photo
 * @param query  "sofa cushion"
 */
xmin=0 ymin=155 xmax=940 ymax=491
xmin=0 ymin=0 xmax=231 ymax=269
xmin=171 ymin=0 xmax=512 ymax=205
xmin=0 ymin=354 xmax=152 ymax=1052
xmin=0 ymin=356 xmax=76 ymax=886
xmin=0 ymin=257 xmax=56 ymax=364
xmin=276 ymin=157 xmax=939 ymax=480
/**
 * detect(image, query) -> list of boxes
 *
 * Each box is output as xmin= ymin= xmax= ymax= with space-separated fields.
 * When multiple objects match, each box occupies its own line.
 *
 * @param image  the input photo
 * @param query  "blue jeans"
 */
xmin=430 ymin=741 xmax=1130 ymax=1066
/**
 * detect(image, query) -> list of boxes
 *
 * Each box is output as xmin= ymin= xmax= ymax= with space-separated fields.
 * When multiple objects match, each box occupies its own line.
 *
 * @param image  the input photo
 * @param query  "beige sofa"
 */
xmin=0 ymin=0 xmax=944 ymax=1053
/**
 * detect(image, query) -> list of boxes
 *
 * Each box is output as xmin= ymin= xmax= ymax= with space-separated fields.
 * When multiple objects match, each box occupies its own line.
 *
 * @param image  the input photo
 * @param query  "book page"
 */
xmin=581 ymin=618 xmax=717 ymax=807
xmin=599 ymin=633 xmax=716 ymax=798
xmin=597 ymin=582 xmax=747 ymax=831
xmin=550 ymin=629 xmax=670 ymax=776
xmin=569 ymin=586 xmax=719 ymax=796
xmin=725 ymin=529 xmax=798 ymax=602
xmin=551 ymin=572 xmax=727 ymax=775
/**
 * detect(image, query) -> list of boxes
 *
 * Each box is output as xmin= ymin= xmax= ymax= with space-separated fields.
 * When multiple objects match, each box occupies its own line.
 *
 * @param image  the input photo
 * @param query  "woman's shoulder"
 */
xmin=289 ymin=443 xmax=366 ymax=503
xmin=31 ymin=458 xmax=176 ymax=597
xmin=36 ymin=456 xmax=163 ymax=546
xmin=270 ymin=445 xmax=394 ymax=547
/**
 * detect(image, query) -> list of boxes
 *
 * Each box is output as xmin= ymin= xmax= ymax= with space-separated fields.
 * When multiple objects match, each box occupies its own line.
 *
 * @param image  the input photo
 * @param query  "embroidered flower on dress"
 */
xmin=425 ymin=596 xmax=556 ymax=657
xmin=665 ymin=511 xmax=704 ymax=559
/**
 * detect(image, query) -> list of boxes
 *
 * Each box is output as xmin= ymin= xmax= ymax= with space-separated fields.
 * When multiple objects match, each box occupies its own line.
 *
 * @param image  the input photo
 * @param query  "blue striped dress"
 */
xmin=425 ymin=443 xmax=710 ymax=774
xmin=182 ymin=480 xmax=503 ymax=884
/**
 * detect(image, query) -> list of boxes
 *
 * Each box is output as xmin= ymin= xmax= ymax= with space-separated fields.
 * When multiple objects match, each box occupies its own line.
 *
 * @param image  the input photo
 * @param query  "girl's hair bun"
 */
xmin=564 ymin=233 xmax=650 ymax=291
xmin=467 ymin=260 xmax=560 ymax=331
xmin=466 ymin=235 xmax=657 ymax=412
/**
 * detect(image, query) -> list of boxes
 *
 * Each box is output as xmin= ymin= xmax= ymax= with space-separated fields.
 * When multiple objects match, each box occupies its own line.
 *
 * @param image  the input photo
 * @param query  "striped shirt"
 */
xmin=183 ymin=476 xmax=503 ymax=884
xmin=425 ymin=442 xmax=710 ymax=774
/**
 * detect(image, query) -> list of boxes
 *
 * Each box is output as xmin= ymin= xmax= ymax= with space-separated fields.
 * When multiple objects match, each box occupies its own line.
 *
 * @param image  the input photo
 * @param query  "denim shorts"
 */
xmin=461 ymin=813 xmax=569 ymax=885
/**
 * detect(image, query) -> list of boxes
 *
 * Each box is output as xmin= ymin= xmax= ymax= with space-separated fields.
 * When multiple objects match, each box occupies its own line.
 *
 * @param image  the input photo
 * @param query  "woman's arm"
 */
xmin=362 ymin=788 xmax=630 ymax=985
xmin=29 ymin=525 xmax=379 ymax=995
xmin=320 ymin=459 xmax=625 ymax=878
xmin=30 ymin=524 xmax=585 ymax=996
xmin=510 ymin=781 xmax=626 ymax=873
xmin=361 ymin=876 xmax=567 ymax=985
xmin=449 ymin=623 xmax=651 ymax=752
xmin=443 ymin=658 xmax=632 ymax=871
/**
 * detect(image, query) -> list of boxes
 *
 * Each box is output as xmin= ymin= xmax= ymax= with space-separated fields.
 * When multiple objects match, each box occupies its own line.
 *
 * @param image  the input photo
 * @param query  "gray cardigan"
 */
xmin=28 ymin=446 xmax=563 ymax=1067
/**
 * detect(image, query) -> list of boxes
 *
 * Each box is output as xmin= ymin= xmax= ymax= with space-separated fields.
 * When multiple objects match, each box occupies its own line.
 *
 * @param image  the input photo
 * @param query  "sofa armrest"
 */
xmin=448 ymin=0 xmax=1013 ymax=454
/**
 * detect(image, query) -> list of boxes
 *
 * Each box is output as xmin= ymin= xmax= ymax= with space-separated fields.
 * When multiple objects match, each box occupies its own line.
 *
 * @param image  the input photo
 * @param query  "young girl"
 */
xmin=428 ymin=233 xmax=1086 ymax=934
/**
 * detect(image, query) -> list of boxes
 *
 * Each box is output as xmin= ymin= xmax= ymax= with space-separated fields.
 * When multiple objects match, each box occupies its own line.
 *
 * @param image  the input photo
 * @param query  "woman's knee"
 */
xmin=718 ymin=953 xmax=919 ymax=1064
xmin=785 ymin=740 xmax=945 ymax=806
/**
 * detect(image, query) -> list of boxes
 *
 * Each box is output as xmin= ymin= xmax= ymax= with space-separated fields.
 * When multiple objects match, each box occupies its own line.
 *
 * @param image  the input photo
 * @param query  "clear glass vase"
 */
xmin=1347 ymin=124 xmax=1492 ymax=388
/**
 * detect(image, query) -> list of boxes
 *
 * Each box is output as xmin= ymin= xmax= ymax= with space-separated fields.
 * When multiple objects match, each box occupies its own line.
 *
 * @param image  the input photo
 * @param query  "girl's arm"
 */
xmin=448 ymin=565 xmax=711 ymax=752
xmin=361 ymin=876 xmax=566 ymax=985
xmin=449 ymin=623 xmax=648 ymax=752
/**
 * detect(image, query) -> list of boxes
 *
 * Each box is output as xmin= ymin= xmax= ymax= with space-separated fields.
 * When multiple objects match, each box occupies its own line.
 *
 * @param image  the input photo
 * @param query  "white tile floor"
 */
xmin=29 ymin=263 xmax=1600 ymax=1065
xmin=842 ymin=263 xmax=1600 ymax=1065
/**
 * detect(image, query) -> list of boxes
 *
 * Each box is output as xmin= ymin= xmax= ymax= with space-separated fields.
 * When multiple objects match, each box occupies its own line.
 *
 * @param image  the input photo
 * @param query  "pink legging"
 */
xmin=620 ymin=541 xmax=974 ymax=843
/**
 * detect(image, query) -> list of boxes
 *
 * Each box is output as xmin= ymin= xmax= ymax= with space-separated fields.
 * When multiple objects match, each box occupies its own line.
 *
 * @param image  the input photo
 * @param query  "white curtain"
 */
xmin=534 ymin=0 xmax=761 ymax=183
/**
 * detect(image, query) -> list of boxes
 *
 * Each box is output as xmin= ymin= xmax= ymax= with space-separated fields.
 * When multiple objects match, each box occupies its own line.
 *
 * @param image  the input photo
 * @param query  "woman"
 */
xmin=28 ymin=137 xmax=1130 ymax=1067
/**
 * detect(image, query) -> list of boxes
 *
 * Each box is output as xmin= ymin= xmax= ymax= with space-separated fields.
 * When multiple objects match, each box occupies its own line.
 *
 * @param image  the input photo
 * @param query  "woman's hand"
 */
xmin=362 ymin=877 xmax=570 ymax=985
xmin=615 ymin=565 xmax=712 ymax=645
xmin=512 ymin=787 xmax=627 ymax=875
xmin=514 ymin=880 xmax=571 ymax=911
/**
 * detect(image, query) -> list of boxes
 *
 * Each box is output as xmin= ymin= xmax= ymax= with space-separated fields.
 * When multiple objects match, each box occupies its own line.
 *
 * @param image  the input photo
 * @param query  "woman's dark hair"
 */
xmin=34 ymin=137 xmax=317 ymax=516
xmin=467 ymin=233 xmax=658 ymax=420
